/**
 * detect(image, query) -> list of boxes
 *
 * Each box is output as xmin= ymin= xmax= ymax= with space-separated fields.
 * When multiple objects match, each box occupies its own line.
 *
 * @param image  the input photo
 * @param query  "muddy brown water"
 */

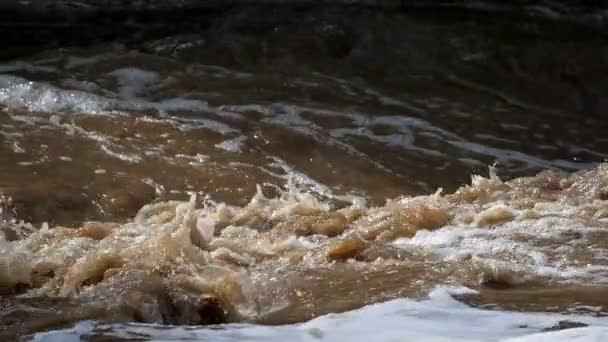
xmin=1 ymin=5 xmax=608 ymax=341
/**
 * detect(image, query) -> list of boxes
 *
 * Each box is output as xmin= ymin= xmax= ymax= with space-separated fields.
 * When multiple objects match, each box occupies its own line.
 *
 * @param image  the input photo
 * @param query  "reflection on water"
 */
xmin=0 ymin=4 xmax=607 ymax=341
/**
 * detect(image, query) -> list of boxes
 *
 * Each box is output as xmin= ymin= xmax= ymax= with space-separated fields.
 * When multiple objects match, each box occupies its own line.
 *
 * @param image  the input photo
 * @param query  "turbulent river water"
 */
xmin=1 ymin=4 xmax=608 ymax=341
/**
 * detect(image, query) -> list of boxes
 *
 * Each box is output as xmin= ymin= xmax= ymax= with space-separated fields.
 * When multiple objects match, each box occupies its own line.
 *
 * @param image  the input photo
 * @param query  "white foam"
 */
xmin=393 ymin=209 xmax=608 ymax=283
xmin=30 ymin=287 xmax=608 ymax=342
xmin=175 ymin=153 xmax=208 ymax=166
xmin=30 ymin=321 xmax=95 ymax=342
xmin=108 ymin=68 xmax=160 ymax=99
xmin=11 ymin=141 xmax=25 ymax=153
xmin=0 ymin=75 xmax=111 ymax=115
xmin=99 ymin=144 xmax=143 ymax=163
xmin=264 ymin=156 xmax=366 ymax=207
xmin=0 ymin=75 xmax=210 ymax=118
xmin=156 ymin=98 xmax=209 ymax=112
xmin=174 ymin=116 xmax=237 ymax=135
xmin=215 ymin=136 xmax=247 ymax=153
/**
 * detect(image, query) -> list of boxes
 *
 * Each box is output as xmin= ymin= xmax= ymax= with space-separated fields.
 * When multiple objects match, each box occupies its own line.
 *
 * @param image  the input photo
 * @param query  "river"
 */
xmin=1 ymin=4 xmax=607 ymax=341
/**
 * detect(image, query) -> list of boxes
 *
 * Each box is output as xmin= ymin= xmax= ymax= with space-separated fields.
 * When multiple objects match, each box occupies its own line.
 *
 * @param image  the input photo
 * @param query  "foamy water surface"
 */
xmin=1 ymin=6 xmax=607 ymax=341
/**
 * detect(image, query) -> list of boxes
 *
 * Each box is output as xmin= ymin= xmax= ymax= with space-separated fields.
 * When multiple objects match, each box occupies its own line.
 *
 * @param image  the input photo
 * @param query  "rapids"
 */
xmin=2 ymin=164 xmax=608 ymax=338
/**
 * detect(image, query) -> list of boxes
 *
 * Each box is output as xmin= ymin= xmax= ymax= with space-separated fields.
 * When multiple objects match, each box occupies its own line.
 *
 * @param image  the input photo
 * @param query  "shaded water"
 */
xmin=1 ymin=4 xmax=608 ymax=341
